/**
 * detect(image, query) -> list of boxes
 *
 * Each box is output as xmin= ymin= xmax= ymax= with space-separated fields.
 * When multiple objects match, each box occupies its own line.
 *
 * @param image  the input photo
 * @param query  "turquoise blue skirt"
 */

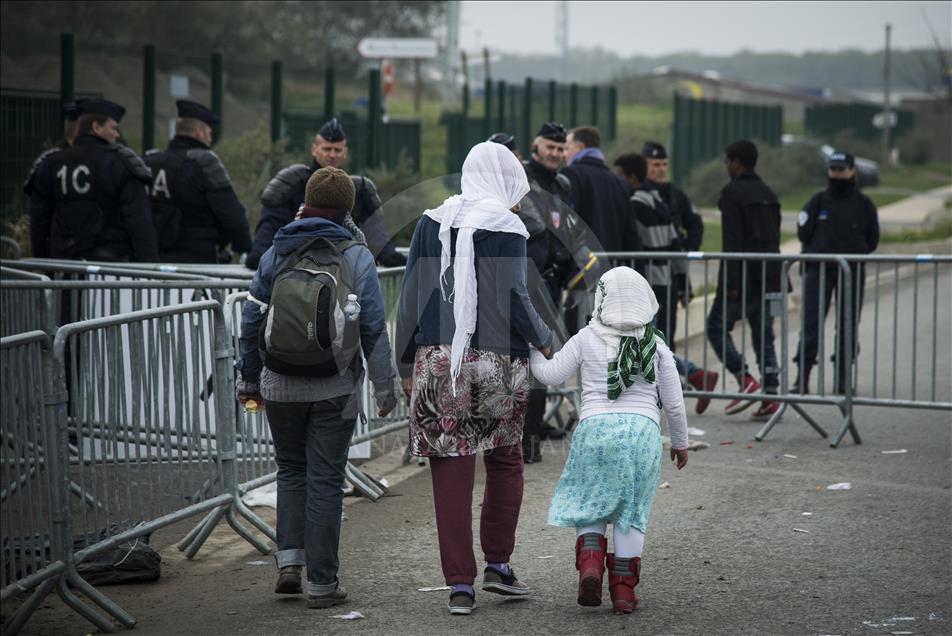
xmin=547 ymin=413 xmax=662 ymax=534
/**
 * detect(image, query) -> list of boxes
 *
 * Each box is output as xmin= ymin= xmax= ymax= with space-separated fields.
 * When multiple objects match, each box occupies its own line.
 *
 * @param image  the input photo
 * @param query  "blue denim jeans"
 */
xmin=265 ymin=394 xmax=357 ymax=596
xmin=705 ymin=296 xmax=778 ymax=391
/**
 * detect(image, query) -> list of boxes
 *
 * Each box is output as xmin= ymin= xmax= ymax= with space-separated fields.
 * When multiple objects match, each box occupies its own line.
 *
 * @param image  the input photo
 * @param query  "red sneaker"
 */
xmin=750 ymin=400 xmax=780 ymax=421
xmin=606 ymin=554 xmax=640 ymax=614
xmin=575 ymin=534 xmax=607 ymax=607
xmin=724 ymin=374 xmax=760 ymax=415
xmin=687 ymin=369 xmax=719 ymax=415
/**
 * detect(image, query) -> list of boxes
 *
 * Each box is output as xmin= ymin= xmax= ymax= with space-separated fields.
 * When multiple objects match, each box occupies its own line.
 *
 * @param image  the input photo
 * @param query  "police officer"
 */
xmin=28 ymin=98 xmax=158 ymax=262
xmin=23 ymin=101 xmax=82 ymax=198
xmin=246 ymin=118 xmax=406 ymax=269
xmin=642 ymin=141 xmax=704 ymax=253
xmin=144 ymin=100 xmax=251 ymax=263
xmin=793 ymin=150 xmax=879 ymax=394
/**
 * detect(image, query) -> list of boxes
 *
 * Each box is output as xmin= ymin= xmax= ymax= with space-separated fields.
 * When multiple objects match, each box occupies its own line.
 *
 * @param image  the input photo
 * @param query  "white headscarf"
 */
xmin=423 ymin=141 xmax=530 ymax=392
xmin=589 ymin=267 xmax=661 ymax=395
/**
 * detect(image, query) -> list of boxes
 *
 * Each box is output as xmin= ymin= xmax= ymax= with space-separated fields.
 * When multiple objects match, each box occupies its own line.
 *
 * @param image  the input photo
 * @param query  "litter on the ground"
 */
xmin=537 ymin=555 xmax=554 ymax=559
xmin=826 ymin=482 xmax=852 ymax=490
xmin=241 ymin=481 xmax=278 ymax=509
xmin=246 ymin=560 xmax=269 ymax=566
xmin=687 ymin=427 xmax=706 ymax=436
xmin=793 ymin=528 xmax=810 ymax=533
xmin=783 ymin=454 xmax=798 ymax=459
xmin=688 ymin=440 xmax=710 ymax=451
xmin=802 ymin=512 xmax=813 ymax=516
xmin=417 ymin=586 xmax=450 ymax=592
xmin=331 ymin=611 xmax=364 ymax=620
xmin=719 ymin=440 xmax=735 ymax=445
xmin=889 ymin=632 xmax=914 ymax=635
xmin=882 ymin=449 xmax=908 ymax=454
xmin=862 ymin=617 xmax=916 ymax=628
xmin=658 ymin=481 xmax=671 ymax=489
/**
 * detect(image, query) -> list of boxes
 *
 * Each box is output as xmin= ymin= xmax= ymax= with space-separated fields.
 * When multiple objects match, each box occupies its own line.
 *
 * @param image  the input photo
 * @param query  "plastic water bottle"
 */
xmin=343 ymin=293 xmax=361 ymax=323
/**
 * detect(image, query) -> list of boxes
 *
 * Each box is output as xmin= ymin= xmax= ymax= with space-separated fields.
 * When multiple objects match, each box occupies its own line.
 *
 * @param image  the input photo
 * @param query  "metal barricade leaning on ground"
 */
xmin=596 ymin=251 xmax=952 ymax=448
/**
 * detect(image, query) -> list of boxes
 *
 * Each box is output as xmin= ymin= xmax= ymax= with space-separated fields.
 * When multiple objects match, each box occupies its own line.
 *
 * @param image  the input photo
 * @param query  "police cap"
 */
xmin=827 ymin=150 xmax=855 ymax=169
xmin=642 ymin=141 xmax=667 ymax=159
xmin=536 ymin=121 xmax=566 ymax=143
xmin=176 ymin=99 xmax=219 ymax=126
xmin=78 ymin=98 xmax=126 ymax=122
xmin=318 ymin=118 xmax=346 ymax=142
xmin=487 ymin=132 xmax=517 ymax=151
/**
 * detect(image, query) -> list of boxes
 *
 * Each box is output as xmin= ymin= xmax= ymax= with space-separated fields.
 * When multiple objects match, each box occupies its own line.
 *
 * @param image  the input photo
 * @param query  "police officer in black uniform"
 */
xmin=23 ymin=101 xmax=82 ymax=198
xmin=246 ymin=118 xmax=406 ymax=269
xmin=642 ymin=141 xmax=704 ymax=253
xmin=492 ymin=122 xmax=600 ymax=461
xmin=28 ymin=98 xmax=158 ymax=262
xmin=144 ymin=100 xmax=251 ymax=263
xmin=793 ymin=150 xmax=879 ymax=394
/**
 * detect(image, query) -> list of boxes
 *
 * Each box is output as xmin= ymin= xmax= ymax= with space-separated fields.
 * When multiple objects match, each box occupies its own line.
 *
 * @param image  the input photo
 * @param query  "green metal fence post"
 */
xmin=672 ymin=92 xmax=682 ymax=185
xmin=548 ymin=80 xmax=556 ymax=122
xmin=211 ymin=52 xmax=223 ymax=143
xmin=60 ymin=32 xmax=74 ymax=116
xmin=270 ymin=61 xmax=282 ymax=142
xmin=497 ymin=80 xmax=506 ymax=132
xmin=142 ymin=45 xmax=156 ymax=152
xmin=522 ymin=78 xmax=533 ymax=157
xmin=591 ymin=86 xmax=599 ymax=128
xmin=324 ymin=67 xmax=335 ymax=119
xmin=462 ymin=82 xmax=470 ymax=118
xmin=483 ymin=78 xmax=493 ymax=137
xmin=608 ymin=85 xmax=617 ymax=141
xmin=368 ymin=67 xmax=381 ymax=169
xmin=569 ymin=83 xmax=578 ymax=127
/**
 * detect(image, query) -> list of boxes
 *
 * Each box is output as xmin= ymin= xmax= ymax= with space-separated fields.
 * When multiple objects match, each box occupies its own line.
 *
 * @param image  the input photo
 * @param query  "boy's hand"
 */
xmin=401 ymin=377 xmax=413 ymax=399
xmin=670 ymin=447 xmax=688 ymax=470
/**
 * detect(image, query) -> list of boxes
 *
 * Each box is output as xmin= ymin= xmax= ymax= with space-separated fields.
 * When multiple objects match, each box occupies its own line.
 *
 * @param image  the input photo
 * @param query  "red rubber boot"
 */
xmin=575 ymin=534 xmax=607 ymax=606
xmin=607 ymin=554 xmax=641 ymax=613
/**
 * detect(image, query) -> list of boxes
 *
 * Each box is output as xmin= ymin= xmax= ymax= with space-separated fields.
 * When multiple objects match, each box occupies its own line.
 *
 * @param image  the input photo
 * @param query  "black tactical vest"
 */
xmin=47 ymin=143 xmax=110 ymax=259
xmin=145 ymin=150 xmax=187 ymax=249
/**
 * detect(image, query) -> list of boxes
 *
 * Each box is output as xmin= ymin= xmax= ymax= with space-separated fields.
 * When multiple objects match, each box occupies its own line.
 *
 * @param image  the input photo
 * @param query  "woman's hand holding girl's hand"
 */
xmin=670 ymin=448 xmax=688 ymax=470
xmin=401 ymin=377 xmax=413 ymax=399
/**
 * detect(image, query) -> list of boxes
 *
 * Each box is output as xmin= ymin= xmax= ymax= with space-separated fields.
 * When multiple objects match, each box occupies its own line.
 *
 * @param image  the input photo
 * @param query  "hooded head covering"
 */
xmin=423 ymin=141 xmax=530 ymax=391
xmin=589 ymin=267 xmax=662 ymax=399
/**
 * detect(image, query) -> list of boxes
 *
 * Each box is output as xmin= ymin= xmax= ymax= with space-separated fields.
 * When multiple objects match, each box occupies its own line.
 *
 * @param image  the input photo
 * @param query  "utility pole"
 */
xmin=556 ymin=0 xmax=569 ymax=82
xmin=881 ymin=23 xmax=892 ymax=167
xmin=442 ymin=0 xmax=461 ymax=109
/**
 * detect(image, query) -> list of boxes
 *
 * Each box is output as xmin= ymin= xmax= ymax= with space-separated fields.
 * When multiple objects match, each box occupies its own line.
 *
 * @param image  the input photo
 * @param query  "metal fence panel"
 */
xmin=805 ymin=102 xmax=914 ymax=145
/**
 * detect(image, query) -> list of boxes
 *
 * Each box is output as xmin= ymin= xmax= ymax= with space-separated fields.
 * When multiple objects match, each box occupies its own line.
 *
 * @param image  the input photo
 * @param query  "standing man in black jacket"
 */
xmin=145 ymin=100 xmax=251 ymax=263
xmin=793 ymin=150 xmax=879 ymax=394
xmin=246 ymin=118 xmax=406 ymax=269
xmin=705 ymin=140 xmax=783 ymax=420
xmin=29 ymin=98 xmax=158 ymax=262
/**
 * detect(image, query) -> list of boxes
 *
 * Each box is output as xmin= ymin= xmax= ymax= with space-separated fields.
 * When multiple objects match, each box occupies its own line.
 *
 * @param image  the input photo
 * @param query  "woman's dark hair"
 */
xmin=725 ymin=139 xmax=758 ymax=169
xmin=613 ymin=153 xmax=647 ymax=183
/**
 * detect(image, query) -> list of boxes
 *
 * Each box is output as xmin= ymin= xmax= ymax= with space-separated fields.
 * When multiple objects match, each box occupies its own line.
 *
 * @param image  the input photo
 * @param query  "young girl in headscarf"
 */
xmin=529 ymin=266 xmax=689 ymax=614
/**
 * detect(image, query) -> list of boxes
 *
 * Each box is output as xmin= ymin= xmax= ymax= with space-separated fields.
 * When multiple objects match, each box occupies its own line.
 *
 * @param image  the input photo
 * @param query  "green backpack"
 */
xmin=258 ymin=236 xmax=362 ymax=377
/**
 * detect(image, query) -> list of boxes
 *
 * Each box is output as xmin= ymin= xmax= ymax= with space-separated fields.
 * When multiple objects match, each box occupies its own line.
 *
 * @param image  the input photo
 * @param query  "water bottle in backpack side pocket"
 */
xmin=343 ymin=293 xmax=361 ymax=323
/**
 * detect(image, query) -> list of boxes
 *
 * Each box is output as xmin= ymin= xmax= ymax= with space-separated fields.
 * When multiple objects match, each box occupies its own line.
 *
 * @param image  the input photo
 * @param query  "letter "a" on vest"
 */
xmin=151 ymin=168 xmax=171 ymax=199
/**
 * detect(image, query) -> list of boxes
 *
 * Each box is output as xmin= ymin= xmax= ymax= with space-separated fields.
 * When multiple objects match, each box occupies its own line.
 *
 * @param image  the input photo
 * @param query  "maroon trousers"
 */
xmin=428 ymin=444 xmax=524 ymax=585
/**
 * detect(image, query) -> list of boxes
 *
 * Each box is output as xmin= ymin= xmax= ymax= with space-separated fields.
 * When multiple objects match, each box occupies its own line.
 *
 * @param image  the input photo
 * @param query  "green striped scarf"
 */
xmin=607 ymin=323 xmax=663 ymax=400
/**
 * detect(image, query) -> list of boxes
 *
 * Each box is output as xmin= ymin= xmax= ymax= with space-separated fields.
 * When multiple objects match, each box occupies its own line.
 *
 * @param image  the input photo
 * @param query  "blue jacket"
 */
xmin=237 ymin=217 xmax=394 ymax=396
xmin=395 ymin=216 xmax=553 ymax=378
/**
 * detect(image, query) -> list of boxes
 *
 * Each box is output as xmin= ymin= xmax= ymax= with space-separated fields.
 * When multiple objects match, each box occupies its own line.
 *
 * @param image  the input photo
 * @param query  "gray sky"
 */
xmin=459 ymin=1 xmax=952 ymax=56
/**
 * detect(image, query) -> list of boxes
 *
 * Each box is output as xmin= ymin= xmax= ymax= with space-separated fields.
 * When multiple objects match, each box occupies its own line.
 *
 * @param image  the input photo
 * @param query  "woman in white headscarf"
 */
xmin=529 ymin=266 xmax=690 ymax=614
xmin=395 ymin=142 xmax=554 ymax=615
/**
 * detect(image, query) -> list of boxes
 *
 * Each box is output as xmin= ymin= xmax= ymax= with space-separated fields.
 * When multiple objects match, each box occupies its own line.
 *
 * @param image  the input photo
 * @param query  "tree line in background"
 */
xmin=0 ymin=0 xmax=444 ymax=72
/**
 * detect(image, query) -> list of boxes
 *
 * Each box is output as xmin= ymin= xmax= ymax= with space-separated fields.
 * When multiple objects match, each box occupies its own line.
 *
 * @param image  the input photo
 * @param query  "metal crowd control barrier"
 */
xmin=596 ymin=251 xmax=952 ymax=448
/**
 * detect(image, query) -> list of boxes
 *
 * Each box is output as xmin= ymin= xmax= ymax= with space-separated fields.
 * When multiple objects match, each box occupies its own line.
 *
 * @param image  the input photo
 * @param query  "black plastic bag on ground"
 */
xmin=73 ymin=523 xmax=161 ymax=586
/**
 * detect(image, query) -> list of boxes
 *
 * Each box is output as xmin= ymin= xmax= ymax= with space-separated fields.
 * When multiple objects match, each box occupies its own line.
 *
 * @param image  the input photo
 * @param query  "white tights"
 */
xmin=576 ymin=523 xmax=645 ymax=558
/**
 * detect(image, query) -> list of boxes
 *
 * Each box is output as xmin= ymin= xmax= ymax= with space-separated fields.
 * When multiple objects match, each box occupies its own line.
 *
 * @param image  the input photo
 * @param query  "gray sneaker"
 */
xmin=307 ymin=586 xmax=348 ymax=609
xmin=448 ymin=590 xmax=475 ymax=615
xmin=482 ymin=566 xmax=530 ymax=596
xmin=274 ymin=565 xmax=302 ymax=594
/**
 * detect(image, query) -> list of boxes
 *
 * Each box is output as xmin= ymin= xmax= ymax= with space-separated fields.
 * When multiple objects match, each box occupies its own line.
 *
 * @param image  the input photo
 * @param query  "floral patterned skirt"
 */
xmin=408 ymin=345 xmax=530 ymax=457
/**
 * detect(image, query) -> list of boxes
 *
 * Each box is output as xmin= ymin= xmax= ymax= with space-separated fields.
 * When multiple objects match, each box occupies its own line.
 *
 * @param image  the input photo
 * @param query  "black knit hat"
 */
xmin=305 ymin=167 xmax=355 ymax=211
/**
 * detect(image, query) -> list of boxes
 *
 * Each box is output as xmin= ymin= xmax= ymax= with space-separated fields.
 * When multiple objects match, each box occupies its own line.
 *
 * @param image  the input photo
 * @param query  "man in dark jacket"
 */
xmin=23 ymin=101 xmax=82 ymax=198
xmin=793 ymin=150 xmax=879 ymax=394
xmin=614 ymin=153 xmax=720 ymax=414
xmin=28 ymin=98 xmax=158 ymax=262
xmin=145 ymin=100 xmax=251 ymax=263
xmin=246 ymin=118 xmax=406 ymax=269
xmin=705 ymin=140 xmax=783 ymax=420
xmin=236 ymin=167 xmax=396 ymax=608
xmin=642 ymin=141 xmax=705 ymax=253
